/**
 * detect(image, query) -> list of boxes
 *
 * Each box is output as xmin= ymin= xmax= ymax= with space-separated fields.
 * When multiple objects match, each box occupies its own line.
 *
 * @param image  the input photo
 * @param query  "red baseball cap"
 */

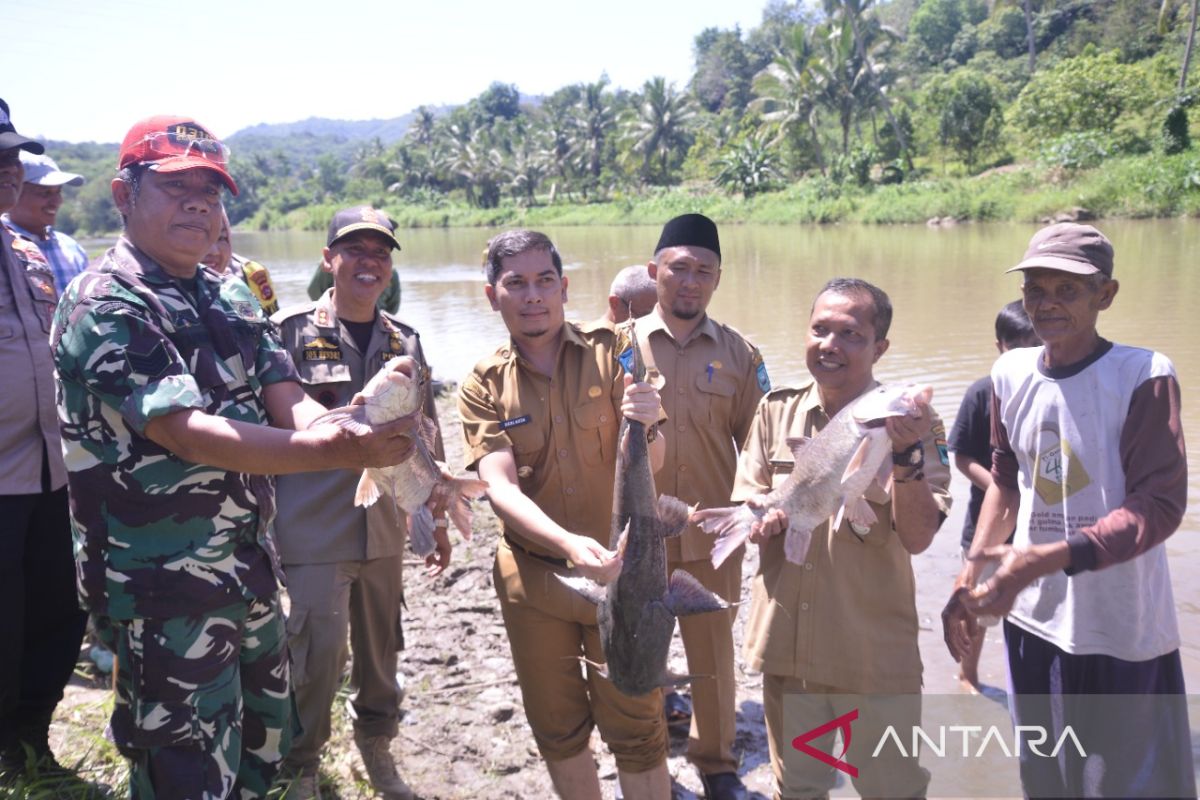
xmin=118 ymin=115 xmax=238 ymax=195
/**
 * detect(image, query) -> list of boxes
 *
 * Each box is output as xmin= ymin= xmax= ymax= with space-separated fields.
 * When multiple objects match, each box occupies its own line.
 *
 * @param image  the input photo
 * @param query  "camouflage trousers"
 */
xmin=93 ymin=595 xmax=295 ymax=799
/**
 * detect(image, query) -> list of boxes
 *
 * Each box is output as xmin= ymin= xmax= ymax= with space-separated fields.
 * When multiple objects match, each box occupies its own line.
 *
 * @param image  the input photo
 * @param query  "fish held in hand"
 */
xmin=310 ymin=355 xmax=488 ymax=557
xmin=693 ymin=384 xmax=933 ymax=569
xmin=556 ymin=325 xmax=729 ymax=697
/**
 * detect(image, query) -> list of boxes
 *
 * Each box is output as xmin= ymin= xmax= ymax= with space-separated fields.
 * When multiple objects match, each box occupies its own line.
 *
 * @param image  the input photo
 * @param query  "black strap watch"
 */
xmin=892 ymin=441 xmax=924 ymax=468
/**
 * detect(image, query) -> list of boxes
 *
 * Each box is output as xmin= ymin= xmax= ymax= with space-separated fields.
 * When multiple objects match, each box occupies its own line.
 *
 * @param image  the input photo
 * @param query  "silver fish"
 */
xmin=311 ymin=355 xmax=488 ymax=557
xmin=557 ymin=324 xmax=729 ymax=696
xmin=694 ymin=384 xmax=932 ymax=568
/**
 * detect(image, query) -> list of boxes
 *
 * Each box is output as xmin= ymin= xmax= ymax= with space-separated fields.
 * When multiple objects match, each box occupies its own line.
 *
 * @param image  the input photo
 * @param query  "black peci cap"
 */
xmin=654 ymin=213 xmax=721 ymax=261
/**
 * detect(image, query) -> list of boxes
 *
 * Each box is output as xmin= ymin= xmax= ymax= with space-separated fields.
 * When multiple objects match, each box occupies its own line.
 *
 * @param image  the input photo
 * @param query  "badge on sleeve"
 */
xmin=753 ymin=350 xmax=771 ymax=393
xmin=931 ymin=420 xmax=950 ymax=466
xmin=126 ymin=341 xmax=171 ymax=379
xmin=618 ymin=346 xmax=634 ymax=375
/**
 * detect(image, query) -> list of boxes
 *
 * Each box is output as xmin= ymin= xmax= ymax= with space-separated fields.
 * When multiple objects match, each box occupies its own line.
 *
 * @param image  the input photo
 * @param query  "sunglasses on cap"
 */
xmin=135 ymin=131 xmax=230 ymax=166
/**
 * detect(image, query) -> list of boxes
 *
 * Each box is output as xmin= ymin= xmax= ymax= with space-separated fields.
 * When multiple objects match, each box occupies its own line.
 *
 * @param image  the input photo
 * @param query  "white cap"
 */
xmin=19 ymin=151 xmax=84 ymax=187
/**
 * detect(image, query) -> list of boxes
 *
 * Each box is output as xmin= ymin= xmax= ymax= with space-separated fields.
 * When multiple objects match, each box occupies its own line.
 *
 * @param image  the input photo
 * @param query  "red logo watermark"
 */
xmin=791 ymin=708 xmax=859 ymax=778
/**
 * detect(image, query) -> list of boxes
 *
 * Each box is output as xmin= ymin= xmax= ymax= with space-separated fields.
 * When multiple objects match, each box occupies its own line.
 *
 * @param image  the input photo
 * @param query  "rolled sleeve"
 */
xmin=458 ymin=370 xmax=510 ymax=470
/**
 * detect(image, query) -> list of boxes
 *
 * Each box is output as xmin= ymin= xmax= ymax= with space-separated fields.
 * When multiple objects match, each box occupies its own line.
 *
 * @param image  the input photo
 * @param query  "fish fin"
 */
xmin=785 ymin=436 xmax=811 ymax=461
xmin=418 ymin=413 xmax=440 ymax=453
xmin=874 ymin=451 xmax=895 ymax=492
xmin=665 ymin=569 xmax=730 ymax=617
xmin=690 ymin=505 xmax=756 ymax=569
xmin=612 ymin=522 xmax=630 ymax=559
xmin=555 ymin=573 xmax=607 ymax=606
xmin=656 ymin=495 xmax=690 ymax=538
xmin=784 ymin=527 xmax=815 ymax=564
xmin=354 ymin=470 xmax=382 ymax=507
xmin=845 ymin=495 xmax=877 ymax=528
xmin=408 ymin=504 xmax=436 ymax=558
xmin=311 ymin=404 xmax=374 ymax=436
xmin=840 ymin=435 xmax=875 ymax=485
xmin=445 ymin=477 xmax=489 ymax=541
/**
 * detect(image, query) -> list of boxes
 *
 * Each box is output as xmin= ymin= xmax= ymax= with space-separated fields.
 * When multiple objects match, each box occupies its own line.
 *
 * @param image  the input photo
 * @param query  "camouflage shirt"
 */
xmin=51 ymin=236 xmax=300 ymax=621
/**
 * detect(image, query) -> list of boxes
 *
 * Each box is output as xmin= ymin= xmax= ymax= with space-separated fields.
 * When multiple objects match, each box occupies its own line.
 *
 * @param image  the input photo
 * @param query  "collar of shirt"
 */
xmin=637 ymin=307 xmax=719 ymax=348
xmin=499 ymin=320 xmax=590 ymax=363
xmin=108 ymin=235 xmax=214 ymax=290
xmin=1 ymin=215 xmax=51 ymax=242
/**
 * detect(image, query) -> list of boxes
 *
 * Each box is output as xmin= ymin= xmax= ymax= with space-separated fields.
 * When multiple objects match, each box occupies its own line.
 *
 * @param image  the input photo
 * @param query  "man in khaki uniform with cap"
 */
xmin=273 ymin=206 xmax=449 ymax=800
xmin=459 ymin=229 xmax=670 ymax=800
xmin=727 ymin=278 xmax=950 ymax=799
xmin=632 ymin=213 xmax=766 ymax=800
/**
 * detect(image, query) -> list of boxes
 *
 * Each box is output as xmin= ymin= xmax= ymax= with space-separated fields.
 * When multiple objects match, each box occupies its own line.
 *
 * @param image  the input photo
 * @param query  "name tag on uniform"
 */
xmin=303 ymin=336 xmax=342 ymax=361
xmin=500 ymin=414 xmax=532 ymax=430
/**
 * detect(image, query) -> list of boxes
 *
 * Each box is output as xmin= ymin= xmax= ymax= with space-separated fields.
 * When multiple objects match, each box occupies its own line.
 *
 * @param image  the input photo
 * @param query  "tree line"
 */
xmin=45 ymin=0 xmax=1200 ymax=235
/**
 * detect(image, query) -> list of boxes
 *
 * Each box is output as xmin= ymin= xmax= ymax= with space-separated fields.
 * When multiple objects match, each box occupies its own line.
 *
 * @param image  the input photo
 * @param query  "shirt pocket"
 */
xmin=297 ymin=359 xmax=353 ymax=408
xmin=23 ymin=268 xmax=58 ymax=334
xmin=692 ymin=371 xmax=738 ymax=426
xmin=572 ymin=399 xmax=617 ymax=467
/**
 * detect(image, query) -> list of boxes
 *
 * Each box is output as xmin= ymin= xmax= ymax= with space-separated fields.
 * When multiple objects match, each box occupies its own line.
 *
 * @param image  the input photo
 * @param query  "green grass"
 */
xmin=240 ymin=149 xmax=1200 ymax=231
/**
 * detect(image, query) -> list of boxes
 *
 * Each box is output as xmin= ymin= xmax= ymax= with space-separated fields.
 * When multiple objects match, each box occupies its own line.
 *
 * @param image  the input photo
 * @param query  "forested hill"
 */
xmin=38 ymin=0 xmax=1200 ymax=235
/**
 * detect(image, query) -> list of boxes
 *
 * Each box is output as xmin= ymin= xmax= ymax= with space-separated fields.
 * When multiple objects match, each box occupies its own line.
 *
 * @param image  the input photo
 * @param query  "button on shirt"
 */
xmin=634 ymin=310 xmax=766 ymax=562
xmin=731 ymin=382 xmax=952 ymax=694
xmin=2 ymin=216 xmax=89 ymax=295
xmin=459 ymin=322 xmax=623 ymax=557
xmin=0 ymin=225 xmax=65 ymax=494
xmin=52 ymin=237 xmax=299 ymax=621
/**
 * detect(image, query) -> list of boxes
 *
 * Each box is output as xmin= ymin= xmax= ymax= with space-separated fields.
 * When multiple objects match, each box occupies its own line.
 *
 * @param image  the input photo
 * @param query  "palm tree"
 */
xmin=570 ymin=78 xmax=617 ymax=197
xmin=409 ymin=106 xmax=437 ymax=147
xmin=621 ymin=77 xmax=697 ymax=185
xmin=750 ymin=23 xmax=827 ymax=172
xmin=821 ymin=0 xmax=911 ymax=167
xmin=1160 ymin=0 xmax=1198 ymax=90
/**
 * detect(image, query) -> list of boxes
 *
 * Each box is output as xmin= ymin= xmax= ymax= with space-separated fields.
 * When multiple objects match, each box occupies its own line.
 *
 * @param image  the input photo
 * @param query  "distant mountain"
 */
xmin=229 ymin=113 xmax=422 ymax=145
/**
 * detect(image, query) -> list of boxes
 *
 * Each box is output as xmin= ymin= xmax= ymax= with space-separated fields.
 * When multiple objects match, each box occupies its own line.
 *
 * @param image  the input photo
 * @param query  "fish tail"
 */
xmin=446 ymin=477 xmax=489 ymax=540
xmin=691 ymin=505 xmax=756 ymax=569
xmin=408 ymin=504 xmax=436 ymax=558
xmin=354 ymin=470 xmax=382 ymax=508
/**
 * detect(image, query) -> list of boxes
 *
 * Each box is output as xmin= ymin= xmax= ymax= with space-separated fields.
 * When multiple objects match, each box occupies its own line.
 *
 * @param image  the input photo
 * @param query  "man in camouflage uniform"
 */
xmin=51 ymin=116 xmax=417 ymax=799
xmin=0 ymin=98 xmax=88 ymax=783
xmin=272 ymin=206 xmax=449 ymax=800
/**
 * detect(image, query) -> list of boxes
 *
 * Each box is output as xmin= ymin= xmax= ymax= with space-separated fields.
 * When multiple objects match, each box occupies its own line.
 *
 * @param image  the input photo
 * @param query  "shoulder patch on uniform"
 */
xmin=126 ymin=341 xmax=172 ymax=379
xmin=753 ymin=350 xmax=771 ymax=393
xmin=931 ymin=419 xmax=950 ymax=466
xmin=618 ymin=346 xmax=635 ymax=375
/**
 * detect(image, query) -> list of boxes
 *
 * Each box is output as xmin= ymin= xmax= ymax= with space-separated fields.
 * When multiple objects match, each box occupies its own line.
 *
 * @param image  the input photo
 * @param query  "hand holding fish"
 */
xmin=745 ymin=497 xmax=788 ymax=543
xmin=316 ymin=413 xmax=418 ymax=470
xmin=884 ymin=389 xmax=931 ymax=452
xmin=425 ymin=520 xmax=452 ymax=576
xmin=620 ymin=373 xmax=661 ymax=427
xmin=563 ymin=535 xmax=622 ymax=584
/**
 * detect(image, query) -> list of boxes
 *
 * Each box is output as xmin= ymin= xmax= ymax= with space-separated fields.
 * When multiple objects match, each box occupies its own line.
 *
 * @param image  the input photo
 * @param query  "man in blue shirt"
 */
xmin=2 ymin=152 xmax=89 ymax=292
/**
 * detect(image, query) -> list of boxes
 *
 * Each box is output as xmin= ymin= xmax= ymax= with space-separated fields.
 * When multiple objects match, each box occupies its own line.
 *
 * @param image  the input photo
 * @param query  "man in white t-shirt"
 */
xmin=943 ymin=222 xmax=1192 ymax=798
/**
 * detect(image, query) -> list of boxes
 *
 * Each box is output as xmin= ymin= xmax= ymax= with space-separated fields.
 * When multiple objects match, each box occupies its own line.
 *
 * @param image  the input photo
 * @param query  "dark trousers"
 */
xmin=1005 ymin=619 xmax=1196 ymax=799
xmin=0 ymin=487 xmax=87 ymax=753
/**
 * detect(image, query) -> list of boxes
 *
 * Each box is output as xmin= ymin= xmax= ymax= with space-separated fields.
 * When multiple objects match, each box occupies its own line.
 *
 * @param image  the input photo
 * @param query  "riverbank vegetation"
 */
xmin=46 ymin=0 xmax=1200 ymax=234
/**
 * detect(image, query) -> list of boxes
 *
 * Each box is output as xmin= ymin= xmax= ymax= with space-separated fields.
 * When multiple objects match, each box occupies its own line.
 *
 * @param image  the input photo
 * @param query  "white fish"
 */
xmin=693 ymin=384 xmax=933 ymax=568
xmin=311 ymin=356 xmax=487 ymax=557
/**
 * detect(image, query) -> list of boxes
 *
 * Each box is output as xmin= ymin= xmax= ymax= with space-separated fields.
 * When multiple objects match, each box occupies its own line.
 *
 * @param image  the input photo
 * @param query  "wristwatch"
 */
xmin=892 ymin=441 xmax=924 ymax=467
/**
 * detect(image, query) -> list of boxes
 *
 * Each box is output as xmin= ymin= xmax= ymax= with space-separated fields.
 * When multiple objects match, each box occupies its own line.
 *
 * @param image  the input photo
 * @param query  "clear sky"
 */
xmin=5 ymin=0 xmax=769 ymax=144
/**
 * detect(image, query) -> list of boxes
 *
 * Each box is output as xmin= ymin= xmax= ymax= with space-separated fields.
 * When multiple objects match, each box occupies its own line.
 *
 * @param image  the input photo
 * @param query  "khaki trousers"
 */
xmin=668 ymin=544 xmax=742 ymax=775
xmin=282 ymin=555 xmax=405 ymax=769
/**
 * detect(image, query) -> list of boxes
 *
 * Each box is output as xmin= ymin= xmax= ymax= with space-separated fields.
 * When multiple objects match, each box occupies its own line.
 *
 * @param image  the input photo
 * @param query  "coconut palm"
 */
xmin=750 ymin=23 xmax=827 ymax=171
xmin=571 ymin=78 xmax=617 ymax=197
xmin=621 ymin=77 xmax=697 ymax=185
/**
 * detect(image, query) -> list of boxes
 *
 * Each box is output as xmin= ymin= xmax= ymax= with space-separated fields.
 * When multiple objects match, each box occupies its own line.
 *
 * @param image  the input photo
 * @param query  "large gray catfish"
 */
xmin=557 ymin=327 xmax=729 ymax=697
xmin=693 ymin=384 xmax=932 ymax=569
xmin=311 ymin=355 xmax=487 ymax=557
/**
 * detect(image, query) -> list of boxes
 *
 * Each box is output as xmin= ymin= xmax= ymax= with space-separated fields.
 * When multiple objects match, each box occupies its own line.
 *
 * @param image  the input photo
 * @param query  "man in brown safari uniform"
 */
xmin=632 ymin=213 xmax=766 ymax=800
xmin=459 ymin=229 xmax=670 ymax=799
